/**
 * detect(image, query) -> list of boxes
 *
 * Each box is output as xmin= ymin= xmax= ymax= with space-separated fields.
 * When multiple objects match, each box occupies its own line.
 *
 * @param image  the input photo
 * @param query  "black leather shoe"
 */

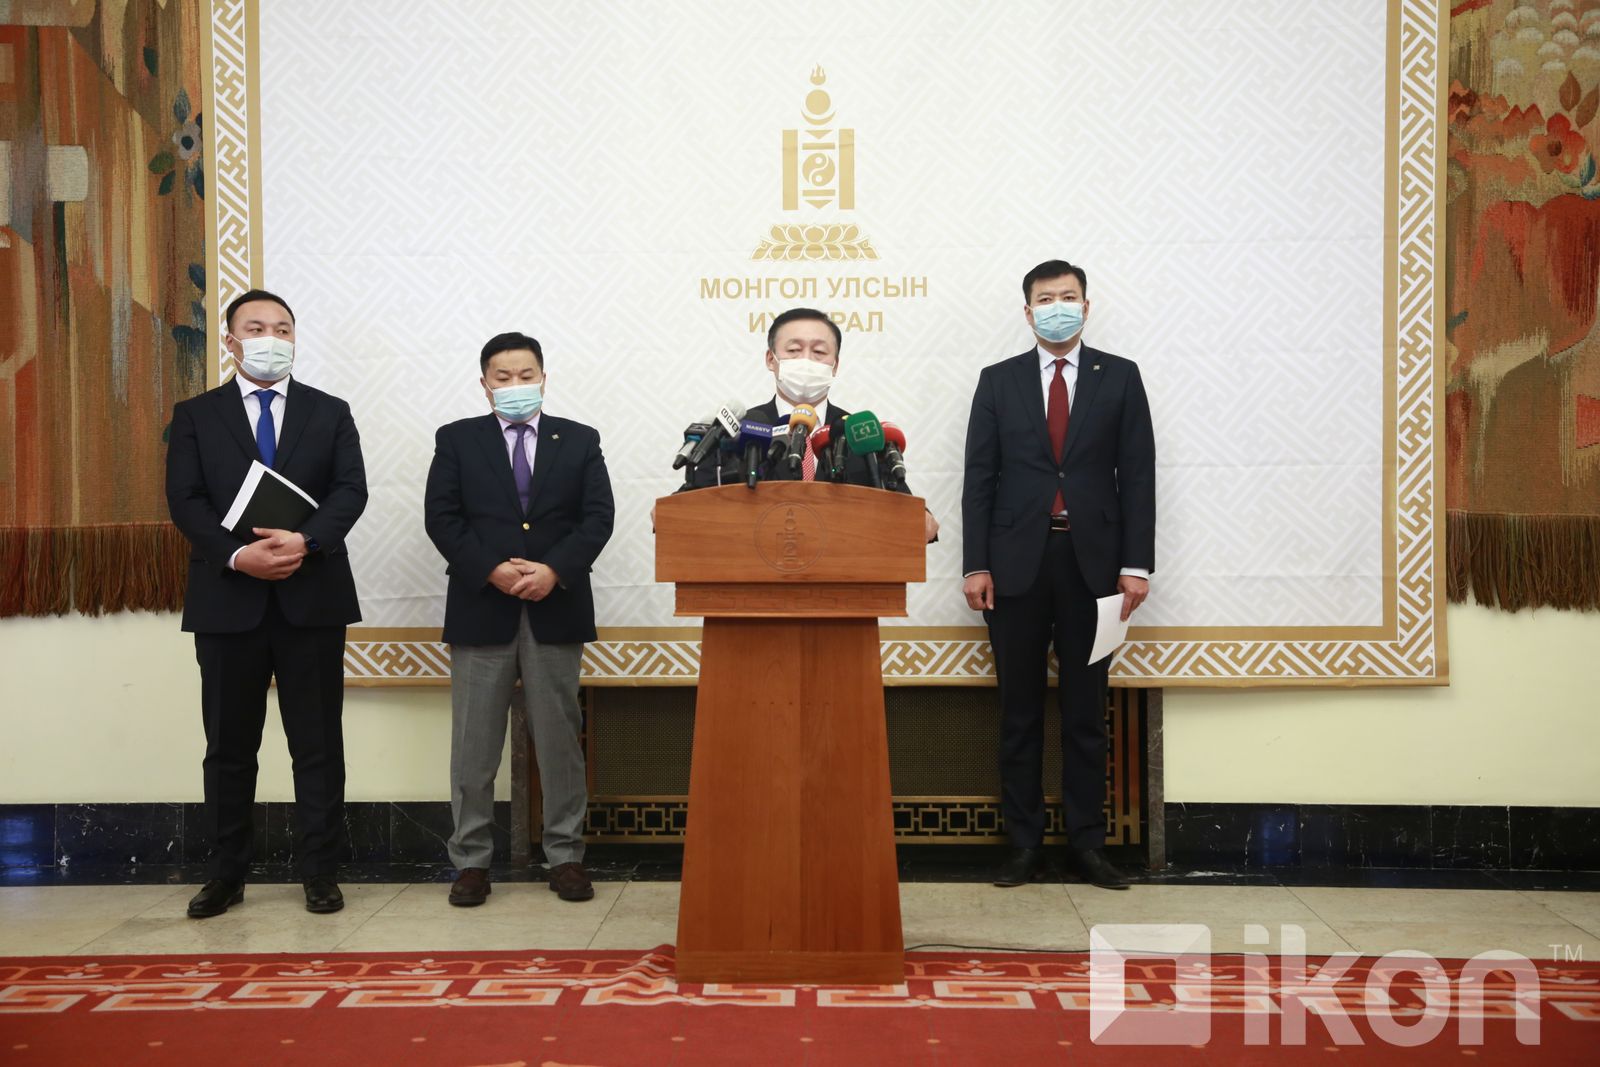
xmin=1072 ymin=848 xmax=1131 ymax=890
xmin=187 ymin=878 xmax=244 ymax=919
xmin=992 ymin=846 xmax=1042 ymax=887
xmin=303 ymin=876 xmax=345 ymax=913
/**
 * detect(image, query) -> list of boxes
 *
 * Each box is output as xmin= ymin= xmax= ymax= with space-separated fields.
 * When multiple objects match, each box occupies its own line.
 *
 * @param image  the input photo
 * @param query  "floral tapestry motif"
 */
xmin=1447 ymin=0 xmax=1600 ymax=610
xmin=0 ymin=1 xmax=207 ymax=615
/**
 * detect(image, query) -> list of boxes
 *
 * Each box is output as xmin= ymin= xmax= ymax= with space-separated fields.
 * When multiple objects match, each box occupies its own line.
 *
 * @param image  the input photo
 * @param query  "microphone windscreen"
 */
xmin=843 ymin=410 xmax=885 ymax=454
xmin=881 ymin=422 xmax=906 ymax=450
xmin=788 ymin=404 xmax=820 ymax=434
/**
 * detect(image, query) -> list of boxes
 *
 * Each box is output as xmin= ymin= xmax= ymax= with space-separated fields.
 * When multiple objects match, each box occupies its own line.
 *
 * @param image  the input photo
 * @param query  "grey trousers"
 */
xmin=447 ymin=609 xmax=587 ymax=869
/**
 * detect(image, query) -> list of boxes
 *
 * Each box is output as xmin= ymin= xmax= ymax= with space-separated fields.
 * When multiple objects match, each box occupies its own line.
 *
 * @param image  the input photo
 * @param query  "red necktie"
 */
xmin=1047 ymin=358 xmax=1069 ymax=514
xmin=801 ymin=434 xmax=817 ymax=481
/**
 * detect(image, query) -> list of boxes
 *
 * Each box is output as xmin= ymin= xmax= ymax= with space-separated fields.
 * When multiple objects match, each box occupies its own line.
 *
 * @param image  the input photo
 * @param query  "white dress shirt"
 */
xmin=773 ymin=393 xmax=830 ymax=430
xmin=226 ymin=374 xmax=292 ymax=570
xmin=237 ymin=372 xmax=289 ymax=445
xmin=1038 ymin=341 xmax=1081 ymax=414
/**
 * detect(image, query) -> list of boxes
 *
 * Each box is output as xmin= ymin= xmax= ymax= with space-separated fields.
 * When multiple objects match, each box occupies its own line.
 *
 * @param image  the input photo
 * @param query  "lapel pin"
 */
xmin=550 ymin=433 xmax=559 ymax=440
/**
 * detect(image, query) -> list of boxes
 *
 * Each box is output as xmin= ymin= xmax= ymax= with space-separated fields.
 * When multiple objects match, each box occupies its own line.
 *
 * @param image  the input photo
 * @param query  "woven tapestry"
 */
xmin=1448 ymin=0 xmax=1600 ymax=610
xmin=0 ymin=1 xmax=204 ymax=616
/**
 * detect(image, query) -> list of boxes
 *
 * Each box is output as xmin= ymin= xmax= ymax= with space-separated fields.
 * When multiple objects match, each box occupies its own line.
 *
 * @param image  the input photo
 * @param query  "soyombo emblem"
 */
xmin=755 ymin=504 xmax=826 ymax=572
xmin=754 ymin=67 xmax=877 ymax=261
xmin=785 ymin=66 xmax=853 ymax=210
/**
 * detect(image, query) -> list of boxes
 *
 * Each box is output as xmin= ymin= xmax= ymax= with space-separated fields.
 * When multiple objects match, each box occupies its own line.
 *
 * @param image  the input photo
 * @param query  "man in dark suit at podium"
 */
xmin=424 ymin=332 xmax=614 ymax=906
xmin=678 ymin=308 xmax=939 ymax=544
xmin=961 ymin=260 xmax=1156 ymax=891
xmin=165 ymin=288 xmax=368 ymax=918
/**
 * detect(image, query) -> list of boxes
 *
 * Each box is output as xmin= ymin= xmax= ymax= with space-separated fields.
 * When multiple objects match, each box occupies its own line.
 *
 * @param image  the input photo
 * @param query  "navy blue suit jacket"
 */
xmin=961 ymin=346 xmax=1155 ymax=597
xmin=165 ymin=378 xmax=367 ymax=633
xmin=424 ymin=413 xmax=614 ymax=646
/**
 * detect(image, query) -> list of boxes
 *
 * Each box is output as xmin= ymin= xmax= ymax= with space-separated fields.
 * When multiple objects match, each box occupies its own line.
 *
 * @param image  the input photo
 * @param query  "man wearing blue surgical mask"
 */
xmin=424 ymin=332 xmax=615 ymax=907
xmin=961 ymin=260 xmax=1156 ymax=892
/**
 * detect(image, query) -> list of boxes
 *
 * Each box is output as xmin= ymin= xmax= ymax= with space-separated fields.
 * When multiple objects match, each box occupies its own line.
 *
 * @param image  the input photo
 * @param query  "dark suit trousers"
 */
xmin=987 ymin=530 xmax=1109 ymax=851
xmin=193 ymin=594 xmax=347 ymax=879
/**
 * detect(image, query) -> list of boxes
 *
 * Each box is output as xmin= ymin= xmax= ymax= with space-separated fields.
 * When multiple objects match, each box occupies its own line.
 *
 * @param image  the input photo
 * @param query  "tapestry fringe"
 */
xmin=1446 ymin=511 xmax=1600 ymax=611
xmin=0 ymin=524 xmax=187 ymax=617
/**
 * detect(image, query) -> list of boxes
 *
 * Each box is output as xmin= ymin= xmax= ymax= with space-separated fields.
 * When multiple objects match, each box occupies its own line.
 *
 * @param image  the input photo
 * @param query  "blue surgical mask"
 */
xmin=492 ymin=383 xmax=542 ymax=422
xmin=1030 ymin=301 xmax=1085 ymax=344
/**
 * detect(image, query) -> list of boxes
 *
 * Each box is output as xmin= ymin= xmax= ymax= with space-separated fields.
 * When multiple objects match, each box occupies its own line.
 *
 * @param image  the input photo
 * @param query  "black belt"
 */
xmin=1049 ymin=515 xmax=1072 ymax=533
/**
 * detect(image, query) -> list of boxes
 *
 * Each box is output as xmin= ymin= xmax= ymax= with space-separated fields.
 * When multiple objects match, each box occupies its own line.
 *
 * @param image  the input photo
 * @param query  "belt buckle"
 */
xmin=1049 ymin=515 xmax=1071 ymax=532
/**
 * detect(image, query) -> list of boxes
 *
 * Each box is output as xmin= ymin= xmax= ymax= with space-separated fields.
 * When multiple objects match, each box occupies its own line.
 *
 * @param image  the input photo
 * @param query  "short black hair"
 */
xmin=766 ymin=307 xmax=842 ymax=357
xmin=1022 ymin=260 xmax=1088 ymax=302
xmin=479 ymin=331 xmax=544 ymax=374
xmin=225 ymin=288 xmax=295 ymax=331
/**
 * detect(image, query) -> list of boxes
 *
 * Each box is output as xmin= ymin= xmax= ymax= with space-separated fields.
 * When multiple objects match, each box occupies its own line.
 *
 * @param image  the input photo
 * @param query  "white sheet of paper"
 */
xmin=1089 ymin=593 xmax=1131 ymax=665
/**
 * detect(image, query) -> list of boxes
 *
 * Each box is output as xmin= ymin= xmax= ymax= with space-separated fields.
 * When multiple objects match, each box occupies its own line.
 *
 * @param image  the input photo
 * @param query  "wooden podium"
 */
xmin=655 ymin=481 xmax=926 ymax=985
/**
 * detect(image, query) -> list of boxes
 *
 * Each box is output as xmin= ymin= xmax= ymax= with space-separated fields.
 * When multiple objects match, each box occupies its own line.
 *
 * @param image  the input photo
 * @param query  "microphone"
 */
xmin=827 ymin=420 xmax=849 ymax=481
xmin=810 ymin=422 xmax=849 ymax=482
xmin=784 ymin=404 xmax=819 ymax=473
xmin=685 ymin=402 xmax=745 ymax=468
xmin=809 ymin=423 xmax=837 ymax=481
xmin=736 ymin=418 xmax=777 ymax=488
xmin=671 ymin=418 xmax=714 ymax=470
xmin=767 ymin=415 xmax=792 ymax=467
xmin=843 ymin=410 xmax=886 ymax=489
xmin=880 ymin=421 xmax=908 ymax=487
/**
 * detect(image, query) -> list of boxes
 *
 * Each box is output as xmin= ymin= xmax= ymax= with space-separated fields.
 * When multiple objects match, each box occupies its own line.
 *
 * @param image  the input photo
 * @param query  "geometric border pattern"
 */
xmin=214 ymin=1 xmax=1447 ymax=686
xmin=207 ymin=0 xmax=252 ymax=380
xmin=2 ymin=952 xmax=1591 ymax=1018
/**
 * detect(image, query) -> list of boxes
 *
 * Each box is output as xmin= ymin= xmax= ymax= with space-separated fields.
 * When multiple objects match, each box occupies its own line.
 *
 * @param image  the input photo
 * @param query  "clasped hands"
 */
xmin=490 ymin=558 xmax=559 ymax=601
xmin=235 ymin=527 xmax=307 ymax=580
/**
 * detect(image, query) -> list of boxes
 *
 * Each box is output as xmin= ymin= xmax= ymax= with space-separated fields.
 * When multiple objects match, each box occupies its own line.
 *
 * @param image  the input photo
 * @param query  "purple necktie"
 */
xmin=511 ymin=423 xmax=532 ymax=513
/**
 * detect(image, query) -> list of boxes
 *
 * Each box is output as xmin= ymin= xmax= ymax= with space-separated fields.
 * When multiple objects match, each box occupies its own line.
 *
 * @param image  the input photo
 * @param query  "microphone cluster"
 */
xmin=671 ymin=402 xmax=911 ymax=491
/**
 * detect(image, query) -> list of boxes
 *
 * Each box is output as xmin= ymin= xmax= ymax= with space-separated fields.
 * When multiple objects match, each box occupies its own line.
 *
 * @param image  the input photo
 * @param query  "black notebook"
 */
xmin=219 ymin=460 xmax=319 ymax=540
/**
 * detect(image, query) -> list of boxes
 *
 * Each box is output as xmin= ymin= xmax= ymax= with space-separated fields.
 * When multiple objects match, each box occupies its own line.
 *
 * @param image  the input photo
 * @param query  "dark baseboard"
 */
xmin=0 ymin=801 xmax=511 ymax=870
xmin=1165 ymin=802 xmax=1600 ymax=872
xmin=2 ymin=801 xmax=1597 ymax=873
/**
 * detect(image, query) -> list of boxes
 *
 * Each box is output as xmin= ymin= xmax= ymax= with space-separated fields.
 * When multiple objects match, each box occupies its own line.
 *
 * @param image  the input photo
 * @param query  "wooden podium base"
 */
xmin=675 ymin=616 xmax=906 ymax=986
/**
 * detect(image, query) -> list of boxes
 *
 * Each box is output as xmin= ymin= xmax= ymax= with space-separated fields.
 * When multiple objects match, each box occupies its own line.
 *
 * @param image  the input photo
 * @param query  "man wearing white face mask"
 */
xmin=165 ymin=288 xmax=369 ymax=918
xmin=424 ymin=332 xmax=615 ymax=906
xmin=961 ymin=260 xmax=1156 ymax=892
xmin=678 ymin=307 xmax=940 ymax=543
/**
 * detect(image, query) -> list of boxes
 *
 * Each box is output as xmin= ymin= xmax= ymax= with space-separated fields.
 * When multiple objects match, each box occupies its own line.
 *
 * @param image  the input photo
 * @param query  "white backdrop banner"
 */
xmin=204 ymin=0 xmax=1446 ymax=685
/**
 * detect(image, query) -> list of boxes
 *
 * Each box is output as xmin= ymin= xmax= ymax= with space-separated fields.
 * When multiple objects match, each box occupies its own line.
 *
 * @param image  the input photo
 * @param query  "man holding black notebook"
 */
xmin=165 ymin=289 xmax=368 ymax=918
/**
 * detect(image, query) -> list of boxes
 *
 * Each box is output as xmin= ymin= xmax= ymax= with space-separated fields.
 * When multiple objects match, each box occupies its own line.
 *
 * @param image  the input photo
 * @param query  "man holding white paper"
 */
xmin=165 ymin=289 xmax=368 ymax=918
xmin=961 ymin=260 xmax=1156 ymax=891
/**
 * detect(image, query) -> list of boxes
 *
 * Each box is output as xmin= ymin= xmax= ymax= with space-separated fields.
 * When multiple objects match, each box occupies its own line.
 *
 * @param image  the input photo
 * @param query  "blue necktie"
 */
xmin=254 ymin=389 xmax=277 ymax=467
xmin=511 ymin=423 xmax=532 ymax=513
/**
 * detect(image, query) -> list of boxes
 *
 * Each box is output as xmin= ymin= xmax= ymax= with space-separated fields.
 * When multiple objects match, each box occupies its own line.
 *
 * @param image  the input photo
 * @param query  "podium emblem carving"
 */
xmin=755 ymin=503 xmax=826 ymax=572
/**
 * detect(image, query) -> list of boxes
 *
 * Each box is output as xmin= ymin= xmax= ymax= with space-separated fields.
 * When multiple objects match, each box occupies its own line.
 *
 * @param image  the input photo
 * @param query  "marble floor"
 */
xmin=2 ymin=880 xmax=1597 ymax=961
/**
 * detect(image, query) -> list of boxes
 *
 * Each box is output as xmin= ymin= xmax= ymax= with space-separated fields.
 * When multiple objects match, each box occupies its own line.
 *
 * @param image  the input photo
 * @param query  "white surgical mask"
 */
xmin=237 ymin=335 xmax=295 ymax=382
xmin=776 ymin=358 xmax=835 ymax=405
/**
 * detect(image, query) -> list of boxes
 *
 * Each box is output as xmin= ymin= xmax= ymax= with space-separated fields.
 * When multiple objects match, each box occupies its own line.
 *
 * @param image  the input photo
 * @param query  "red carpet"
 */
xmin=2 ymin=948 xmax=1596 ymax=1064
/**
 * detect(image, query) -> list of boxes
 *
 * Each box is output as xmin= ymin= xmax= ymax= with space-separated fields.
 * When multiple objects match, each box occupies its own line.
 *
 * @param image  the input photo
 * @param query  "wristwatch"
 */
xmin=303 ymin=535 xmax=320 ymax=554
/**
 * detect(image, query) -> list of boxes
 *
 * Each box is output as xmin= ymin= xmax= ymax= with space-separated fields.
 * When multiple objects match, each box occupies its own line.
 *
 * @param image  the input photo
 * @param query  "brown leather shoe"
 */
xmin=547 ymin=861 xmax=594 ymax=902
xmin=449 ymin=867 xmax=491 ymax=907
